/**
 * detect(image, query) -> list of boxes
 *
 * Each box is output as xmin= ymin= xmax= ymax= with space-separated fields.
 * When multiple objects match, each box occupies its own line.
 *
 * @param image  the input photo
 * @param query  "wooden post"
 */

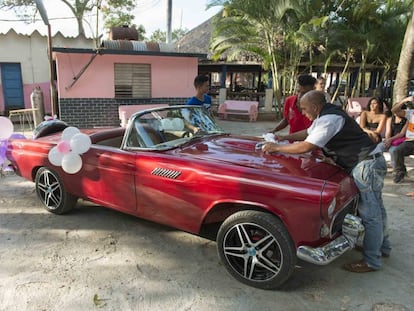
xmin=47 ymin=24 xmax=56 ymax=117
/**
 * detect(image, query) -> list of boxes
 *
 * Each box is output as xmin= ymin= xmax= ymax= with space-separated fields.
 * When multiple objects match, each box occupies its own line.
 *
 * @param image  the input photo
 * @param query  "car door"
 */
xmin=80 ymin=145 xmax=137 ymax=212
xmin=131 ymin=151 xmax=208 ymax=233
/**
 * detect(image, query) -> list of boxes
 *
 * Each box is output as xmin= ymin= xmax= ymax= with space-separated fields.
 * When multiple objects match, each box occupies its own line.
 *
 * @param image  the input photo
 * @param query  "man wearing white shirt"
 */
xmin=262 ymin=90 xmax=390 ymax=273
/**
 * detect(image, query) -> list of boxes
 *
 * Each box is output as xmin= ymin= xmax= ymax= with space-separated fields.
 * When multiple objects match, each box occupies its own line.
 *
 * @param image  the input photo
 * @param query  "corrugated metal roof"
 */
xmin=101 ymin=40 xmax=175 ymax=53
xmin=131 ymin=41 xmax=146 ymax=51
xmin=52 ymin=46 xmax=207 ymax=59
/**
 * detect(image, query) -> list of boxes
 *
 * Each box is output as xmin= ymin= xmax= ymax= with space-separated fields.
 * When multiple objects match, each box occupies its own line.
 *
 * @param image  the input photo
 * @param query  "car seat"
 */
xmin=135 ymin=123 xmax=164 ymax=147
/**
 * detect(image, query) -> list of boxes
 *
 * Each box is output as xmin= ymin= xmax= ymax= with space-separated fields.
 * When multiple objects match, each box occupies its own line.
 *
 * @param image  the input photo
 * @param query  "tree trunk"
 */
xmin=393 ymin=3 xmax=414 ymax=104
xmin=332 ymin=50 xmax=351 ymax=103
xmin=77 ymin=15 xmax=86 ymax=37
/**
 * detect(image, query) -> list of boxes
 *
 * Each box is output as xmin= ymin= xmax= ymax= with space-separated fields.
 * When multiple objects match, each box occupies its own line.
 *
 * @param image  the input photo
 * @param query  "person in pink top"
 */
xmin=271 ymin=74 xmax=316 ymax=135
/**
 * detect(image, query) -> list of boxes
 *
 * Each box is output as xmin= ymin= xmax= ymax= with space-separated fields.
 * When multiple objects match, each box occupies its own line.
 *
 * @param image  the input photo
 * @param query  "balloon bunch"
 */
xmin=0 ymin=116 xmax=25 ymax=174
xmin=48 ymin=126 xmax=91 ymax=174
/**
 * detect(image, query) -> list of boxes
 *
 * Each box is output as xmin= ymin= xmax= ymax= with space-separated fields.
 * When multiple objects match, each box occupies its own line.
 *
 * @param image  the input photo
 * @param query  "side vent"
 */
xmin=151 ymin=168 xmax=182 ymax=179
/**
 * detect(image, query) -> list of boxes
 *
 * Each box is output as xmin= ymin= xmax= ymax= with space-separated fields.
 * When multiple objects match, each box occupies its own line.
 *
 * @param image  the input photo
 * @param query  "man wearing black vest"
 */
xmin=262 ymin=90 xmax=390 ymax=273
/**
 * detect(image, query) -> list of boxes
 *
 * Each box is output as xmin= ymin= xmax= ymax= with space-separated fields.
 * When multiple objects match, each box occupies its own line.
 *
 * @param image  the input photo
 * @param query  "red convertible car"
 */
xmin=6 ymin=105 xmax=364 ymax=289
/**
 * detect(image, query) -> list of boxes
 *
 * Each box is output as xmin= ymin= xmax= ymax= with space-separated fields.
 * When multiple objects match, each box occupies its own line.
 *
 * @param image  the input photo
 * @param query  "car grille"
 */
xmin=330 ymin=197 xmax=358 ymax=237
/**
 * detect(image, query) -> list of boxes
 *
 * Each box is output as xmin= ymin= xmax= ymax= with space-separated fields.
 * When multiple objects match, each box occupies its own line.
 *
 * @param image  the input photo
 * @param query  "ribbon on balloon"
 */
xmin=0 ymin=116 xmax=26 ymax=174
xmin=44 ymin=114 xmax=58 ymax=121
xmin=48 ymin=126 xmax=91 ymax=174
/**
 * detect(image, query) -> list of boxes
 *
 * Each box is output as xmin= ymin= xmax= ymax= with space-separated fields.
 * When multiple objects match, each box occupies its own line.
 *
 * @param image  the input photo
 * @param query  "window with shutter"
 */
xmin=114 ymin=63 xmax=151 ymax=98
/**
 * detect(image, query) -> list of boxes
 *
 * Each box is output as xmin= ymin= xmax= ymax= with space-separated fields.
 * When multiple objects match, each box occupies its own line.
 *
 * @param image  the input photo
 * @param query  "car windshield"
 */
xmin=123 ymin=105 xmax=224 ymax=150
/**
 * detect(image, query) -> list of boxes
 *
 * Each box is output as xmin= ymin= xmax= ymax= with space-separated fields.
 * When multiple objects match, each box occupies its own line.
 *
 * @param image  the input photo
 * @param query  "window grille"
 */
xmin=114 ymin=63 xmax=151 ymax=98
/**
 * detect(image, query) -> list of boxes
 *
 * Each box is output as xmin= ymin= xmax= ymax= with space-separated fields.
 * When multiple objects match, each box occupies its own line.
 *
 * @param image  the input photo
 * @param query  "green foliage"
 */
xmin=150 ymin=29 xmax=165 ymax=41
xmin=208 ymin=0 xmax=299 ymax=109
xmin=0 ymin=0 xmax=138 ymax=37
xmin=149 ymin=28 xmax=189 ymax=42
xmin=0 ymin=0 xmax=34 ymax=9
xmin=100 ymin=0 xmax=136 ymax=30
xmin=0 ymin=0 xmax=37 ymax=22
xmin=208 ymin=0 xmax=413 ymax=101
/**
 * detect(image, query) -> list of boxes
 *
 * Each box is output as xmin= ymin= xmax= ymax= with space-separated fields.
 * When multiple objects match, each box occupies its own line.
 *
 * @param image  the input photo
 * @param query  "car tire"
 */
xmin=217 ymin=210 xmax=296 ymax=289
xmin=35 ymin=167 xmax=77 ymax=214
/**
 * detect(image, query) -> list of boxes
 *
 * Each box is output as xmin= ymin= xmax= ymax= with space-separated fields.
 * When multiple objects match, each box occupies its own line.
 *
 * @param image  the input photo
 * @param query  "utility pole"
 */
xmin=35 ymin=0 xmax=57 ymax=117
xmin=166 ymin=0 xmax=172 ymax=43
xmin=95 ymin=0 xmax=100 ymax=48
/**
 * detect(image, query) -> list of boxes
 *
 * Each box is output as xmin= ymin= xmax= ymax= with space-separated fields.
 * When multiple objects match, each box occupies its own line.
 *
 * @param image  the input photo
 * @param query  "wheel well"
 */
xmin=199 ymin=202 xmax=279 ymax=241
xmin=31 ymin=166 xmax=42 ymax=181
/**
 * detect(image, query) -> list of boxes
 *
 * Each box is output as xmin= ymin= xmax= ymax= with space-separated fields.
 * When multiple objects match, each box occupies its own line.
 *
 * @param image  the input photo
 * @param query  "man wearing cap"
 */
xmin=271 ymin=74 xmax=316 ymax=135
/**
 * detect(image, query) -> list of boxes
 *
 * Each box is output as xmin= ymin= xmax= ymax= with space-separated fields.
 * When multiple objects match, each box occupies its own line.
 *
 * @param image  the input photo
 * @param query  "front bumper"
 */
xmin=296 ymin=214 xmax=364 ymax=265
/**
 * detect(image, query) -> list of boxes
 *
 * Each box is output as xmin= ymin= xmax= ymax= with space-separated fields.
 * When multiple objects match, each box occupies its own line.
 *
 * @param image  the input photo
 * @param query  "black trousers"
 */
xmin=394 ymin=140 xmax=414 ymax=173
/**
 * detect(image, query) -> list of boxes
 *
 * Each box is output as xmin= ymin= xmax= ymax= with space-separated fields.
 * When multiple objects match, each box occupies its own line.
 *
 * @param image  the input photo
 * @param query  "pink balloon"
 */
xmin=57 ymin=141 xmax=71 ymax=154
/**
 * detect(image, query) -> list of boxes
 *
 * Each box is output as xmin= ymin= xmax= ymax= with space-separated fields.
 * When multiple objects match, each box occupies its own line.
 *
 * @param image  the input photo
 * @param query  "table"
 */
xmin=8 ymin=108 xmax=38 ymax=133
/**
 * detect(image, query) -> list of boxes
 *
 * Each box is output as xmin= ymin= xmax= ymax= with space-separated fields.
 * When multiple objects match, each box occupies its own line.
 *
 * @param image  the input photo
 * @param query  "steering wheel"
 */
xmin=182 ymin=131 xmax=192 ymax=138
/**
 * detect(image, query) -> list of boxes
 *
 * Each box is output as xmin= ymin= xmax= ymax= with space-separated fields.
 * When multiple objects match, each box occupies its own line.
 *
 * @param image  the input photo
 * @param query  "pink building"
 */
xmin=54 ymin=45 xmax=205 ymax=128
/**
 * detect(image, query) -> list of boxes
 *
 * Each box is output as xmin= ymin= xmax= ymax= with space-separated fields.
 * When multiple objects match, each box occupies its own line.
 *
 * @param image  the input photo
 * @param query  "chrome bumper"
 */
xmin=297 ymin=214 xmax=364 ymax=265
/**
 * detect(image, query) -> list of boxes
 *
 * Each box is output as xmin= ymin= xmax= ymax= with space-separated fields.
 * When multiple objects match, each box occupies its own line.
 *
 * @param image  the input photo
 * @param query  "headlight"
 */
xmin=327 ymin=198 xmax=336 ymax=218
xmin=320 ymin=223 xmax=330 ymax=238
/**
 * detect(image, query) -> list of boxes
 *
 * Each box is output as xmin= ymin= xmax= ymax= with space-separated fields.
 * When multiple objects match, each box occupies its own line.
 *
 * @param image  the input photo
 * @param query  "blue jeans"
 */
xmin=388 ymin=145 xmax=397 ymax=169
xmin=351 ymin=154 xmax=390 ymax=269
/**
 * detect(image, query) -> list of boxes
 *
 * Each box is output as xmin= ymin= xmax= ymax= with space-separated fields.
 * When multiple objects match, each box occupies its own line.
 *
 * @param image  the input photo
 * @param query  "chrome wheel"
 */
xmin=36 ymin=169 xmax=63 ymax=209
xmin=35 ymin=167 xmax=77 ymax=214
xmin=217 ymin=210 xmax=296 ymax=289
xmin=222 ymin=222 xmax=282 ymax=281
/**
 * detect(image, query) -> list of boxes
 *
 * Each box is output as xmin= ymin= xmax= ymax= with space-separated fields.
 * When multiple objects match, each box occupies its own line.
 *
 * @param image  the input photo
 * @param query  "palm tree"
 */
xmin=372 ymin=2 xmax=410 ymax=97
xmin=207 ymin=0 xmax=412 ymax=111
xmin=208 ymin=0 xmax=297 ymax=117
xmin=313 ymin=0 xmax=411 ymax=99
xmin=394 ymin=2 xmax=414 ymax=103
xmin=319 ymin=1 xmax=385 ymax=97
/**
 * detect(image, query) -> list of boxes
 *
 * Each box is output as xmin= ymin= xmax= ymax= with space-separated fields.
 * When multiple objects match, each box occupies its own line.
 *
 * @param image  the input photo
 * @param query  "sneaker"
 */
xmin=393 ymin=172 xmax=405 ymax=183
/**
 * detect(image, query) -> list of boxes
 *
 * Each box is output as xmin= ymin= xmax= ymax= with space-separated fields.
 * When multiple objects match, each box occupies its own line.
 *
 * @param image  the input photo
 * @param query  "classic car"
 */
xmin=6 ymin=105 xmax=364 ymax=289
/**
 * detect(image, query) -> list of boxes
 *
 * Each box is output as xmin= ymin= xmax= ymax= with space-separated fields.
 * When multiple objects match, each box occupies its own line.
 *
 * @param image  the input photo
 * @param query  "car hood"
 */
xmin=175 ymin=134 xmax=344 ymax=180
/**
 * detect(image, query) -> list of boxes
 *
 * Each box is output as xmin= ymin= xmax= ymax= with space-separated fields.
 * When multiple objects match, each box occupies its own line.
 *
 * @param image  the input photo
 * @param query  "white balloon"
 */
xmin=0 ymin=116 xmax=14 ymax=140
xmin=70 ymin=133 xmax=91 ymax=154
xmin=48 ymin=146 xmax=64 ymax=166
xmin=62 ymin=152 xmax=82 ymax=174
xmin=61 ymin=126 xmax=80 ymax=142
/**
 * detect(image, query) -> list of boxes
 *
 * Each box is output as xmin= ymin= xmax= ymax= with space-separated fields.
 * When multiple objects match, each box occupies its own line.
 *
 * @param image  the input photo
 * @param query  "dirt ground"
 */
xmin=1 ymin=120 xmax=413 ymax=311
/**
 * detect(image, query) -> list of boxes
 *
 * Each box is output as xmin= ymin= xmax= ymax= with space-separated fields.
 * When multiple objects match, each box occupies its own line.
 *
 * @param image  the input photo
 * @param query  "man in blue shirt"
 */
xmin=186 ymin=75 xmax=212 ymax=115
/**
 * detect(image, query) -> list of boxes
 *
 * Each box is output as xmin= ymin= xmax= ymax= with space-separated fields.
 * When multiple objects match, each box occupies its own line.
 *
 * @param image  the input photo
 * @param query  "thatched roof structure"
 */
xmin=175 ymin=15 xmax=262 ymax=64
xmin=175 ymin=17 xmax=213 ymax=57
